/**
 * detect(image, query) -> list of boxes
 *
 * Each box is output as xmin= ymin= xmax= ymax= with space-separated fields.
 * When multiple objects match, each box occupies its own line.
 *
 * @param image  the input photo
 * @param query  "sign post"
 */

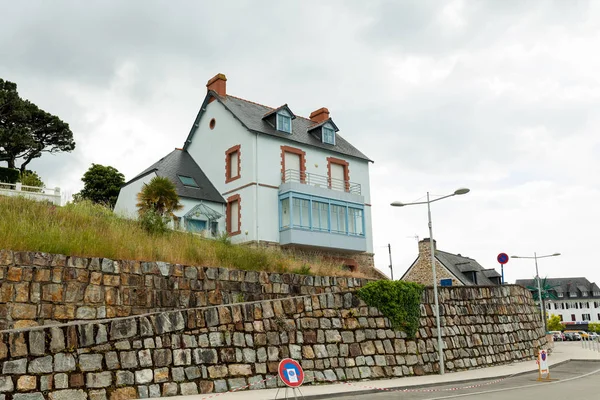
xmin=275 ymin=358 xmax=305 ymax=400
xmin=536 ymin=349 xmax=556 ymax=381
xmin=497 ymin=253 xmax=509 ymax=284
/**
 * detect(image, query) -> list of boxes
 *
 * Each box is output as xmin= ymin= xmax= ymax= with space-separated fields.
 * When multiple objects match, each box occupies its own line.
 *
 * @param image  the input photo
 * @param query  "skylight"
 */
xmin=178 ymin=175 xmax=199 ymax=187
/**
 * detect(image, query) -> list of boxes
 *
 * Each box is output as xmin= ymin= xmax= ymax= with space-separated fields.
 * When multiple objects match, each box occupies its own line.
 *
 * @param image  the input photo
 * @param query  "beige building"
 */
xmin=401 ymin=239 xmax=501 ymax=286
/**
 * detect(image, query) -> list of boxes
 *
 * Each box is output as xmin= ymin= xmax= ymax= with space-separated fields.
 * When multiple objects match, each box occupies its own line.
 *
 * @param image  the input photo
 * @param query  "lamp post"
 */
xmin=511 ymin=252 xmax=561 ymax=332
xmin=391 ymin=187 xmax=470 ymax=375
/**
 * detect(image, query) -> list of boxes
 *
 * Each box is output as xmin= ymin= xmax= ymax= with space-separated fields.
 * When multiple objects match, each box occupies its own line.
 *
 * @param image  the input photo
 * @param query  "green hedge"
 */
xmin=0 ymin=167 xmax=20 ymax=184
xmin=357 ymin=280 xmax=424 ymax=338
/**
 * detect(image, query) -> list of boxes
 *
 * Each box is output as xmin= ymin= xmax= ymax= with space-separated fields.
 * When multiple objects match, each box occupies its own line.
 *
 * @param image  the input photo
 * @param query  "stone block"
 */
xmin=120 ymin=351 xmax=138 ymax=369
xmin=153 ymin=349 xmax=172 ymax=367
xmin=173 ymin=349 xmax=191 ymax=366
xmin=162 ymin=383 xmax=178 ymax=396
xmin=199 ymin=381 xmax=214 ymax=394
xmin=95 ymin=325 xmax=108 ymax=344
xmin=54 ymin=374 xmax=68 ymax=389
xmin=109 ymin=387 xmax=137 ymax=400
xmin=105 ymin=352 xmax=119 ymax=370
xmin=209 ymin=332 xmax=224 ymax=347
xmin=89 ymin=389 xmax=107 ymax=400
xmin=11 ymin=304 xmax=37 ymax=320
xmin=69 ymin=374 xmax=85 ymax=388
xmin=148 ymin=384 xmax=160 ymax=398
xmin=0 ymin=376 xmax=14 ymax=392
xmin=3 ymin=358 xmax=27 ymax=374
xmin=28 ymin=356 xmax=53 ymax=374
xmin=10 ymin=332 xmax=28 ymax=357
xmin=86 ymin=372 xmax=112 ymax=388
xmin=39 ymin=375 xmax=52 ymax=392
xmin=208 ymin=365 xmax=228 ymax=378
xmin=138 ymin=349 xmax=152 ymax=367
xmin=110 ymin=320 xmax=137 ymax=340
xmin=76 ymin=307 xmax=96 ymax=320
xmin=184 ymin=366 xmax=200 ymax=380
xmin=135 ymin=369 xmax=153 ymax=384
xmin=13 ymin=393 xmax=44 ymax=400
xmin=171 ymin=367 xmax=185 ymax=382
xmin=229 ymin=364 xmax=252 ymax=376
xmin=153 ymin=312 xmax=184 ymax=334
xmin=243 ymin=348 xmax=256 ymax=363
xmin=116 ymin=371 xmax=134 ymax=387
xmin=180 ymin=382 xmax=198 ymax=395
xmin=48 ymin=389 xmax=86 ymax=400
xmin=79 ymin=354 xmax=103 ymax=371
xmin=54 ymin=354 xmax=76 ymax=372
xmin=29 ymin=331 xmax=46 ymax=356
xmin=193 ymin=348 xmax=217 ymax=364
xmin=227 ymin=378 xmax=247 ymax=391
xmin=154 ymin=368 xmax=169 ymax=383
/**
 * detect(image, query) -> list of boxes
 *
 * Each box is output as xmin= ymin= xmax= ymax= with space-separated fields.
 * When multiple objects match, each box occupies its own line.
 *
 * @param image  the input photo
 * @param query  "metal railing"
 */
xmin=282 ymin=169 xmax=361 ymax=195
xmin=0 ymin=182 xmax=62 ymax=205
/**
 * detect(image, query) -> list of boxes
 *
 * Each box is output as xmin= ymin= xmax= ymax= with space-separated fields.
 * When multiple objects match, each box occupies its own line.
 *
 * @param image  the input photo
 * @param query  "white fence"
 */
xmin=0 ymin=182 xmax=61 ymax=206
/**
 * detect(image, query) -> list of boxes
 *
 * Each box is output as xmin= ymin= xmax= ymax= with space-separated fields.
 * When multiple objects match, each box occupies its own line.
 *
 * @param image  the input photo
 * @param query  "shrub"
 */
xmin=0 ymin=167 xmax=20 ymax=184
xmin=139 ymin=209 xmax=169 ymax=235
xmin=357 ymin=280 xmax=424 ymax=338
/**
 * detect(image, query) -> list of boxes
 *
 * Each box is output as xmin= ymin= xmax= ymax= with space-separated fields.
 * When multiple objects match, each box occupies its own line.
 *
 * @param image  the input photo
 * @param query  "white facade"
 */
xmin=114 ymin=172 xmax=157 ymax=218
xmin=547 ymin=299 xmax=600 ymax=323
xmin=185 ymin=93 xmax=374 ymax=255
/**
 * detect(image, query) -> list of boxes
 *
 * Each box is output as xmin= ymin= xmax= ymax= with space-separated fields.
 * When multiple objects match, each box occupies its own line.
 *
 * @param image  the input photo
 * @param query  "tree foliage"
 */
xmin=357 ymin=280 xmax=424 ymax=338
xmin=19 ymin=170 xmax=44 ymax=192
xmin=76 ymin=164 xmax=125 ymax=209
xmin=546 ymin=314 xmax=564 ymax=331
xmin=589 ymin=322 xmax=600 ymax=334
xmin=136 ymin=176 xmax=182 ymax=218
xmin=0 ymin=78 xmax=75 ymax=172
xmin=526 ymin=277 xmax=559 ymax=301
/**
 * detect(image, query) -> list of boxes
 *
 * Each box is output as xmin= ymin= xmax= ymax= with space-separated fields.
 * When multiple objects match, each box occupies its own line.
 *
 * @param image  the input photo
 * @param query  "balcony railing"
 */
xmin=282 ymin=169 xmax=361 ymax=195
xmin=0 ymin=182 xmax=62 ymax=206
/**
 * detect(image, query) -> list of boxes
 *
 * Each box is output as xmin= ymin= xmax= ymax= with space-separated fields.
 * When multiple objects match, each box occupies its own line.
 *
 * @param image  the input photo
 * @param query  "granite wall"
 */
xmin=0 ymin=285 xmax=547 ymax=400
xmin=0 ymin=250 xmax=369 ymax=329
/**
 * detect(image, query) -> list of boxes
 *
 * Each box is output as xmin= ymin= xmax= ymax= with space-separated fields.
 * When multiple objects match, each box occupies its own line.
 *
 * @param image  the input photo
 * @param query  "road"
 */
xmin=334 ymin=361 xmax=600 ymax=400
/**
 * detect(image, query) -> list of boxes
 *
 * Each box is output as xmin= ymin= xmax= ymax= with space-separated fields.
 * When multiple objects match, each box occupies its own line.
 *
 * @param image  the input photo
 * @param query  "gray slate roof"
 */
xmin=515 ymin=277 xmax=600 ymax=299
xmin=127 ymin=149 xmax=225 ymax=204
xmin=435 ymin=250 xmax=499 ymax=286
xmin=211 ymin=94 xmax=372 ymax=162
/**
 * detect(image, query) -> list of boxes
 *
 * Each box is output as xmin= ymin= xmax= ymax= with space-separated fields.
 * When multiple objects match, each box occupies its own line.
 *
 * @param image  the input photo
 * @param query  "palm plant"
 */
xmin=136 ymin=176 xmax=183 ymax=218
xmin=526 ymin=277 xmax=560 ymax=301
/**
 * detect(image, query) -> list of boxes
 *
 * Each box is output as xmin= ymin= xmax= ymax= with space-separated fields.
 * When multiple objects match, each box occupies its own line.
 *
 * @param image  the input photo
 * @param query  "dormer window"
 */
xmin=276 ymin=110 xmax=292 ymax=133
xmin=582 ymin=291 xmax=588 ymax=297
xmin=322 ymin=126 xmax=335 ymax=145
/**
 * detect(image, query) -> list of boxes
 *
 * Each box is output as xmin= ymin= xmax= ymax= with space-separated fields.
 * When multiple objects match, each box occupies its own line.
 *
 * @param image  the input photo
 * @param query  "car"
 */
xmin=572 ymin=333 xmax=582 ymax=341
xmin=551 ymin=331 xmax=565 ymax=341
xmin=563 ymin=332 xmax=574 ymax=341
xmin=588 ymin=332 xmax=599 ymax=340
xmin=578 ymin=331 xmax=590 ymax=340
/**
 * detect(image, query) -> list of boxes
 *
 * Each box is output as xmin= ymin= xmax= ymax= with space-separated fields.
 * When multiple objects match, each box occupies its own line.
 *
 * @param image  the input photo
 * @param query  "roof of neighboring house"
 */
xmin=515 ymin=277 xmax=600 ymax=298
xmin=126 ymin=149 xmax=225 ymax=204
xmin=183 ymin=92 xmax=372 ymax=162
xmin=434 ymin=250 xmax=498 ymax=286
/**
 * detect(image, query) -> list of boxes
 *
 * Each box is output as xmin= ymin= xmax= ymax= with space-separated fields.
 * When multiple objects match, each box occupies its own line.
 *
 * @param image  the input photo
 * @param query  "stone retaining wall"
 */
xmin=0 ymin=285 xmax=546 ymax=400
xmin=0 ymin=250 xmax=369 ymax=329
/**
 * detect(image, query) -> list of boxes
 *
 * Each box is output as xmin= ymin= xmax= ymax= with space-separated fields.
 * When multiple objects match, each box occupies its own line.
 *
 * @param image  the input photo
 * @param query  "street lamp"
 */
xmin=391 ymin=187 xmax=470 ymax=375
xmin=511 ymin=252 xmax=561 ymax=331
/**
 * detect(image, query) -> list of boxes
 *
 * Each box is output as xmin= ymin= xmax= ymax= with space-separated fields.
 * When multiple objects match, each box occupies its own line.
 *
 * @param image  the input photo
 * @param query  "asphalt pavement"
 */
xmin=337 ymin=360 xmax=600 ymax=400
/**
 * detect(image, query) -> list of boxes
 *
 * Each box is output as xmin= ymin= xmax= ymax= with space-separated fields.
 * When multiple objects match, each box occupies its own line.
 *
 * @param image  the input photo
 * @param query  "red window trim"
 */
xmin=280 ymin=145 xmax=306 ymax=183
xmin=226 ymin=194 xmax=241 ymax=236
xmin=327 ymin=157 xmax=350 ymax=192
xmin=225 ymin=145 xmax=241 ymax=183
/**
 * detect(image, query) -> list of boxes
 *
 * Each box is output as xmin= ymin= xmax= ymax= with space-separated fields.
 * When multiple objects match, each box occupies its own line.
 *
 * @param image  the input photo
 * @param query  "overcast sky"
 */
xmin=2 ymin=0 xmax=599 ymax=285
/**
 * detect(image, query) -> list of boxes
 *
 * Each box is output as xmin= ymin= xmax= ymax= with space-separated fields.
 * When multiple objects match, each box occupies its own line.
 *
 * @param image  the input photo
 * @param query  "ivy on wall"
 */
xmin=357 ymin=280 xmax=424 ymax=338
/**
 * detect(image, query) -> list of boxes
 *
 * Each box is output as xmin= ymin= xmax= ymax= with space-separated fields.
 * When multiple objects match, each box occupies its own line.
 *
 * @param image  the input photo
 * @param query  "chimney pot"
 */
xmin=309 ymin=107 xmax=330 ymax=124
xmin=206 ymin=73 xmax=227 ymax=97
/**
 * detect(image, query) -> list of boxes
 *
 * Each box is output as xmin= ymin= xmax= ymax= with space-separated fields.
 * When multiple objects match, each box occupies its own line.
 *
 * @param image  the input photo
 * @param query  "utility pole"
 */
xmin=388 ymin=243 xmax=394 ymax=280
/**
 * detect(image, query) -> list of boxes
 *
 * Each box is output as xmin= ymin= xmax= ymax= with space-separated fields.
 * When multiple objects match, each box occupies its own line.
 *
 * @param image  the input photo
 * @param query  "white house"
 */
xmin=116 ymin=73 xmax=376 ymax=272
xmin=114 ymin=148 xmax=226 ymax=237
xmin=515 ymin=277 xmax=600 ymax=324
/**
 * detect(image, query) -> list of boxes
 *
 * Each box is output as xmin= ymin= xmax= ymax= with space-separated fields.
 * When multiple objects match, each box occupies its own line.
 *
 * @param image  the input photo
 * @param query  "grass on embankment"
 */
xmin=0 ymin=196 xmax=362 ymax=277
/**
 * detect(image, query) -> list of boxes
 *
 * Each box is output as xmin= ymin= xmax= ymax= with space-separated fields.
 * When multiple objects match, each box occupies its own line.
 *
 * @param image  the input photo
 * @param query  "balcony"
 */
xmin=282 ymin=169 xmax=361 ymax=195
xmin=0 ymin=182 xmax=62 ymax=206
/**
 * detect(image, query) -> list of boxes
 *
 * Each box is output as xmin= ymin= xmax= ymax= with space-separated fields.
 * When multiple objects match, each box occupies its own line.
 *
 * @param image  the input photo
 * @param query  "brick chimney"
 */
xmin=309 ymin=107 xmax=330 ymax=124
xmin=206 ymin=73 xmax=227 ymax=97
xmin=418 ymin=238 xmax=436 ymax=257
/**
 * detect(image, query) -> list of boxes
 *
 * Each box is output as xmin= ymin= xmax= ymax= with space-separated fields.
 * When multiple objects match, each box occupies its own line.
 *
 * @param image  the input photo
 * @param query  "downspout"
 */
xmin=255 ymin=132 xmax=259 ymax=245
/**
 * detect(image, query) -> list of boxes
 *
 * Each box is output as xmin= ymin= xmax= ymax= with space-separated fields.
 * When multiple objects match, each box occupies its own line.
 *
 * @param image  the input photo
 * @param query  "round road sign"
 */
xmin=278 ymin=358 xmax=304 ymax=387
xmin=497 ymin=253 xmax=509 ymax=264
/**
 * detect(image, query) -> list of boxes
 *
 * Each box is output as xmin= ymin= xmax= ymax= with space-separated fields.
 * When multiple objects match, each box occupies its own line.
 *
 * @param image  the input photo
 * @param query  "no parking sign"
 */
xmin=278 ymin=358 xmax=304 ymax=387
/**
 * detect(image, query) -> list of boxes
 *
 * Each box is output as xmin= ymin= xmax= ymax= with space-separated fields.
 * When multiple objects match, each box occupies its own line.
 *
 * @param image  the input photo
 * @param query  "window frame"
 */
xmin=178 ymin=175 xmax=199 ymax=187
xmin=225 ymin=145 xmax=241 ymax=183
xmin=322 ymin=125 xmax=336 ymax=145
xmin=276 ymin=110 xmax=292 ymax=133
xmin=226 ymin=194 xmax=241 ymax=236
xmin=278 ymin=192 xmax=365 ymax=237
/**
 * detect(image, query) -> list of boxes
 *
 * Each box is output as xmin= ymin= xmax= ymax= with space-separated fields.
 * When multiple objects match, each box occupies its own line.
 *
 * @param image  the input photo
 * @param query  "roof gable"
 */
xmin=126 ymin=149 xmax=225 ymax=204
xmin=183 ymin=92 xmax=372 ymax=162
